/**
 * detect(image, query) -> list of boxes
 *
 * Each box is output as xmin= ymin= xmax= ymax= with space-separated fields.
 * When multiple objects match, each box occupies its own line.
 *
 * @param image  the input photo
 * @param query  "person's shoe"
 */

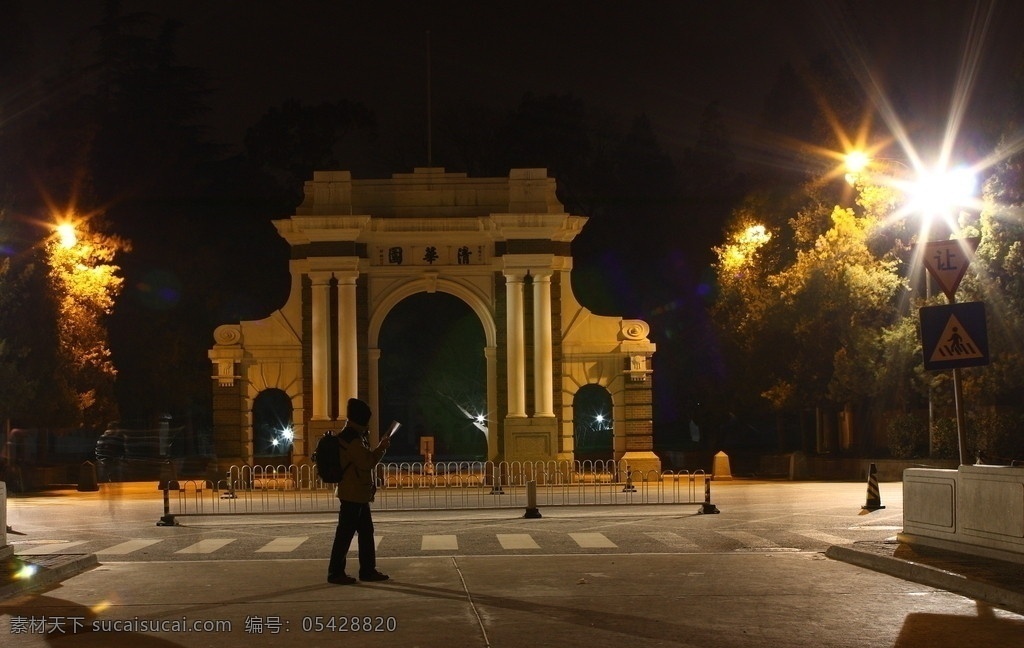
xmin=327 ymin=574 xmax=356 ymax=585
xmin=359 ymin=570 xmax=389 ymax=582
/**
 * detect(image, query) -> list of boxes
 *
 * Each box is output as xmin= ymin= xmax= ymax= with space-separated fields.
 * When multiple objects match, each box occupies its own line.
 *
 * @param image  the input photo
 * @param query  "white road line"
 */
xmin=175 ymin=539 xmax=235 ymax=554
xmin=497 ymin=534 xmax=540 ymax=550
xmin=796 ymin=531 xmax=852 ymax=546
xmin=717 ymin=531 xmax=778 ymax=547
xmin=421 ymin=535 xmax=459 ymax=551
xmin=256 ymin=537 xmax=309 ymax=553
xmin=347 ymin=535 xmax=383 ymax=553
xmin=570 ymin=532 xmax=617 ymax=548
xmin=645 ymin=531 xmax=700 ymax=550
xmin=18 ymin=541 xmax=91 ymax=555
xmin=95 ymin=539 xmax=163 ymax=555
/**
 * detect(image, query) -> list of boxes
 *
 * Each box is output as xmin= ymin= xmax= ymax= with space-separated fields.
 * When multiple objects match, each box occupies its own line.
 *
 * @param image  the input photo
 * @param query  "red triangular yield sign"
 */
xmin=921 ymin=238 xmax=979 ymax=300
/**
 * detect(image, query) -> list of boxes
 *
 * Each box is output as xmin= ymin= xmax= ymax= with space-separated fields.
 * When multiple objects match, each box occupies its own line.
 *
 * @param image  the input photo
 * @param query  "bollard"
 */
xmin=621 ymin=464 xmax=637 ymax=493
xmin=700 ymin=475 xmax=720 ymax=514
xmin=523 ymin=480 xmax=542 ymax=518
xmin=490 ymin=464 xmax=505 ymax=495
xmin=78 ymin=461 xmax=99 ymax=492
xmin=712 ymin=451 xmax=733 ymax=480
xmin=156 ymin=481 xmax=178 ymax=526
xmin=1 ymin=481 xmax=10 ymax=560
xmin=861 ymin=463 xmax=885 ymax=511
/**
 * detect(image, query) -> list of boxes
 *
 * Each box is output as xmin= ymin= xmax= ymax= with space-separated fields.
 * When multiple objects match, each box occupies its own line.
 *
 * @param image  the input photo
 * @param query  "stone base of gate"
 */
xmin=620 ymin=451 xmax=662 ymax=480
xmin=503 ymin=416 xmax=558 ymax=464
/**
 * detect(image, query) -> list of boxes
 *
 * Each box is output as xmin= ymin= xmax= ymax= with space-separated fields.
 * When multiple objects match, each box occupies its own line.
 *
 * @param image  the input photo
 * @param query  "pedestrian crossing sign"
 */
xmin=919 ymin=302 xmax=989 ymax=371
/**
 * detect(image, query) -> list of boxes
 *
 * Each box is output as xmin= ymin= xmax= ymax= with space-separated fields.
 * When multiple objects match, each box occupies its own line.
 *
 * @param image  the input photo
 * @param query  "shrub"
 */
xmin=886 ymin=412 xmax=927 ymax=459
xmin=930 ymin=417 xmax=961 ymax=460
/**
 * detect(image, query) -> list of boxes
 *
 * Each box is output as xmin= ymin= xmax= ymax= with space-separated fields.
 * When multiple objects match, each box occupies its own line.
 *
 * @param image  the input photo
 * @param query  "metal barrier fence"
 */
xmin=157 ymin=460 xmax=717 ymax=524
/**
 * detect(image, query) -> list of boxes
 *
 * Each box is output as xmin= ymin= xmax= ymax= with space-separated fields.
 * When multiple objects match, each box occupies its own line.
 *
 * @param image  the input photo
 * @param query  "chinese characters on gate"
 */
xmin=376 ymin=245 xmax=484 ymax=266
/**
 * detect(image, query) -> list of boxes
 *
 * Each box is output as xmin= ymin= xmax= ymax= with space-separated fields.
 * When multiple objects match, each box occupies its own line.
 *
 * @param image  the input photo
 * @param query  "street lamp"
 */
xmin=55 ymin=222 xmax=78 ymax=249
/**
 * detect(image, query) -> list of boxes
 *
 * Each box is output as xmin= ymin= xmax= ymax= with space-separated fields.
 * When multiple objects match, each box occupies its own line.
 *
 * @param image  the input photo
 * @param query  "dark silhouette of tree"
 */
xmin=243 ymin=99 xmax=378 ymax=208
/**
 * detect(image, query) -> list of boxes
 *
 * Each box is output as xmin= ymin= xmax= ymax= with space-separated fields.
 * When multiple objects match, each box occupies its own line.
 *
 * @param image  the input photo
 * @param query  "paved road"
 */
xmin=5 ymin=481 xmax=904 ymax=562
xmin=4 ymin=480 xmax=1023 ymax=647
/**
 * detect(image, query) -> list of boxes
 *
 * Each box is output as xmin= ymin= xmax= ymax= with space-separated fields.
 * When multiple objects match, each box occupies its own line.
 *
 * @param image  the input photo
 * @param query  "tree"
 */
xmin=243 ymin=99 xmax=378 ymax=209
xmin=712 ymin=169 xmax=911 ymax=452
xmin=44 ymin=221 xmax=128 ymax=425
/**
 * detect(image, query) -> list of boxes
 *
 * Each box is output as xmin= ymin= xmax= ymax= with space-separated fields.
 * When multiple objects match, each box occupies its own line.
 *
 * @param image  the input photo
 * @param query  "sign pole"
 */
xmin=947 ymin=290 xmax=969 ymax=466
xmin=952 ymin=367 xmax=968 ymax=465
xmin=919 ymin=238 xmax=982 ymax=467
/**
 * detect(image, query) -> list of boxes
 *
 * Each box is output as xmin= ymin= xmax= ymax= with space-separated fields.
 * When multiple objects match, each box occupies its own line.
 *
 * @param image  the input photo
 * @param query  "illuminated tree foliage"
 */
xmin=44 ymin=223 xmax=129 ymax=425
xmin=711 ymin=174 xmax=912 ymax=451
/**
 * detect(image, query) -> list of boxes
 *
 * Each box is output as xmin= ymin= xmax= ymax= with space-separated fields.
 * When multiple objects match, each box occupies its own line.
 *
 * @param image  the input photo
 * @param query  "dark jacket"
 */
xmin=336 ymin=426 xmax=386 ymax=503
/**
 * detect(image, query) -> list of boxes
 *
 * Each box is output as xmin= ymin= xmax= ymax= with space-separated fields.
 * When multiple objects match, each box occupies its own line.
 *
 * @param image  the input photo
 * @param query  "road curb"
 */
xmin=825 ymin=544 xmax=1024 ymax=615
xmin=0 ymin=553 xmax=98 ymax=601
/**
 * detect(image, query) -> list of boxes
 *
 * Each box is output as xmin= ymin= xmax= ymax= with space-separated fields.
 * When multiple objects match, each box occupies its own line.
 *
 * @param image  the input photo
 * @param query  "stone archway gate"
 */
xmin=208 ymin=168 xmax=658 ymax=476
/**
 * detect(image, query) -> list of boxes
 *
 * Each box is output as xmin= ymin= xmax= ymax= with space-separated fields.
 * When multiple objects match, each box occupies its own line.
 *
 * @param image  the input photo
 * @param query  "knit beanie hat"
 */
xmin=347 ymin=398 xmax=372 ymax=426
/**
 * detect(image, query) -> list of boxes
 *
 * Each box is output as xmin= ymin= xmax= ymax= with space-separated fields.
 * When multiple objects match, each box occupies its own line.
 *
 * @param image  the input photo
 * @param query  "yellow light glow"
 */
xmin=91 ymin=601 xmax=113 ymax=614
xmin=739 ymin=224 xmax=770 ymax=246
xmin=56 ymin=223 xmax=78 ymax=248
xmin=844 ymin=151 xmax=870 ymax=174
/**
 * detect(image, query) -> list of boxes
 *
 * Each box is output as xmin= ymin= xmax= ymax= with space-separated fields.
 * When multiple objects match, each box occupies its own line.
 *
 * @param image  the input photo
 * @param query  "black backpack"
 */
xmin=313 ymin=431 xmax=346 ymax=483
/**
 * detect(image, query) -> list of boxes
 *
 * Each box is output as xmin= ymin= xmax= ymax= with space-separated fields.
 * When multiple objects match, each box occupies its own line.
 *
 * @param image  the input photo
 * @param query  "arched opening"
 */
xmin=573 ymin=384 xmax=613 ymax=461
xmin=378 ymin=292 xmax=487 ymax=461
xmin=252 ymin=388 xmax=294 ymax=464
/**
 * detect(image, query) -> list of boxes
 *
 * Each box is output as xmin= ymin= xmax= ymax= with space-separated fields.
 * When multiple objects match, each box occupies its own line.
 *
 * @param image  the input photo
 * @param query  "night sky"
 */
xmin=22 ymin=1 xmax=1024 ymax=165
xmin=11 ymin=0 xmax=1024 ymax=437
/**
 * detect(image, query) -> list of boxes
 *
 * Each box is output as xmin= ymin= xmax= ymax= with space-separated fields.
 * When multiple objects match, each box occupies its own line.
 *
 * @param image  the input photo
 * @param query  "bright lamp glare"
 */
xmin=281 ymin=427 xmax=294 ymax=441
xmin=907 ymin=166 xmax=976 ymax=217
xmin=844 ymin=151 xmax=869 ymax=174
xmin=56 ymin=223 xmax=77 ymax=248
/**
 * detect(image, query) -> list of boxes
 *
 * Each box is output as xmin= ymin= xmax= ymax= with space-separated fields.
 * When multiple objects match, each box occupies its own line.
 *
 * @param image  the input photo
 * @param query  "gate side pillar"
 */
xmin=504 ymin=416 xmax=558 ymax=465
xmin=620 ymin=348 xmax=660 ymax=478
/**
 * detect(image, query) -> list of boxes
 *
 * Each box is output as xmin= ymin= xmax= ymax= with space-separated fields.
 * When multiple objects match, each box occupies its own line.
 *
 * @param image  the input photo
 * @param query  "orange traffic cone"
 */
xmin=861 ymin=463 xmax=885 ymax=511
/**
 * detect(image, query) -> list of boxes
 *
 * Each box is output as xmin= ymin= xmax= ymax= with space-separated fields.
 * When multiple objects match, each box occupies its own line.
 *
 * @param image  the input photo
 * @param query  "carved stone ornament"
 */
xmin=627 ymin=354 xmax=652 ymax=381
xmin=620 ymin=320 xmax=650 ymax=341
xmin=214 ymin=325 xmax=242 ymax=346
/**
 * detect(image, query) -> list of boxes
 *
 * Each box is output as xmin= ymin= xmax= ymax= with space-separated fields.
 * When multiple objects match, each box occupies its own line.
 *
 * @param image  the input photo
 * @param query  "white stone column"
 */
xmin=368 ymin=348 xmax=381 ymax=441
xmin=337 ymin=272 xmax=359 ymax=408
xmin=505 ymin=272 xmax=527 ymax=417
xmin=532 ymin=270 xmax=554 ymax=416
xmin=309 ymin=272 xmax=332 ymax=420
xmin=485 ymin=346 xmax=498 ymax=459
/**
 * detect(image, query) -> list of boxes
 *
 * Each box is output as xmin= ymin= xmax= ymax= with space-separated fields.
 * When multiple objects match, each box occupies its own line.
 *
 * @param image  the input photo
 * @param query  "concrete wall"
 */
xmin=902 ymin=465 xmax=1024 ymax=564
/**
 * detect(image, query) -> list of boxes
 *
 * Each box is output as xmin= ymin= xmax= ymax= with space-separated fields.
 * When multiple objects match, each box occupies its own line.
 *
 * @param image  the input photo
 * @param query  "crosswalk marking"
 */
xmin=346 ymin=535 xmax=383 ymax=553
xmin=717 ymin=531 xmax=777 ymax=548
xmin=422 ymin=535 xmax=459 ymax=551
xmin=645 ymin=531 xmax=700 ymax=550
xmin=175 ymin=539 xmax=235 ymax=554
xmin=25 ymin=529 xmax=866 ymax=558
xmin=570 ymin=532 xmax=617 ymax=549
xmin=795 ymin=530 xmax=852 ymax=546
xmin=256 ymin=537 xmax=308 ymax=553
xmin=18 ymin=541 xmax=90 ymax=555
xmin=96 ymin=539 xmax=163 ymax=555
xmin=497 ymin=534 xmax=540 ymax=550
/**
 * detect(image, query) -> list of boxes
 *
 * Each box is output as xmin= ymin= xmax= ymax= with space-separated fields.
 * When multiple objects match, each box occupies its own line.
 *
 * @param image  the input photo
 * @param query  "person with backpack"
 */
xmin=327 ymin=398 xmax=391 ymax=584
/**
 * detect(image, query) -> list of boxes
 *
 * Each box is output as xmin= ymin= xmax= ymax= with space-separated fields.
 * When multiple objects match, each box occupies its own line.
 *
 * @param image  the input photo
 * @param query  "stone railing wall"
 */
xmin=902 ymin=464 xmax=1024 ymax=564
